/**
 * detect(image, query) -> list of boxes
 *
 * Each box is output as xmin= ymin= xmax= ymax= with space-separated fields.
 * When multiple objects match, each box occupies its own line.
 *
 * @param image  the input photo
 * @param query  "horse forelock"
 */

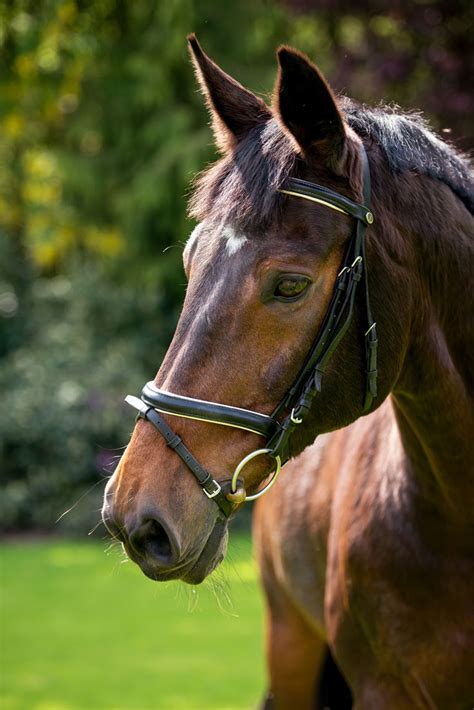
xmin=188 ymin=118 xmax=298 ymax=233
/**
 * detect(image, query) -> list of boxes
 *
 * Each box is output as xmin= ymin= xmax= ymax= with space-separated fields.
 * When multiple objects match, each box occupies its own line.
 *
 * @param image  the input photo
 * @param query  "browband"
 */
xmin=279 ymin=177 xmax=374 ymax=225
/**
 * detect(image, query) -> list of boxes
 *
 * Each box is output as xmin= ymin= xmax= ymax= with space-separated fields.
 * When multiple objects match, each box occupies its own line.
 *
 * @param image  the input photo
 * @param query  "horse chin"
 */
xmin=127 ymin=517 xmax=229 ymax=585
xmin=182 ymin=518 xmax=229 ymax=585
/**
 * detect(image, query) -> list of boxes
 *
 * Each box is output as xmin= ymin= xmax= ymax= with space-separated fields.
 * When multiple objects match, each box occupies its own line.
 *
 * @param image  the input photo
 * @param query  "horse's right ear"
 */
xmin=188 ymin=34 xmax=271 ymax=152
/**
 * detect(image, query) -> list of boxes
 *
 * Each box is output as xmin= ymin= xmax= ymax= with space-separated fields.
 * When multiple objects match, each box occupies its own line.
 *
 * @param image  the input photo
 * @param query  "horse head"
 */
xmin=102 ymin=37 xmax=407 ymax=583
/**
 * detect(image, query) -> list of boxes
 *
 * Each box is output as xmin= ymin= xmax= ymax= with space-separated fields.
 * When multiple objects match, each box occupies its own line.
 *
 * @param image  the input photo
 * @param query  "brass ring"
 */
xmin=230 ymin=448 xmax=282 ymax=502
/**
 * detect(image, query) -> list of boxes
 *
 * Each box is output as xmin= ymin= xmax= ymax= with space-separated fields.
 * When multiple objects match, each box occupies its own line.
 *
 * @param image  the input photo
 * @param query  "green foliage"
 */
xmin=0 ymin=262 xmax=174 ymax=532
xmin=0 ymin=0 xmax=290 ymax=272
xmin=1 ymin=535 xmax=265 ymax=709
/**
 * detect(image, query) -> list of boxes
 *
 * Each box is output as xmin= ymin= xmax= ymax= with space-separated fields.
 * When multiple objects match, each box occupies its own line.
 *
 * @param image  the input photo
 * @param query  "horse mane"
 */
xmin=189 ymin=101 xmax=474 ymax=229
xmin=342 ymin=99 xmax=474 ymax=215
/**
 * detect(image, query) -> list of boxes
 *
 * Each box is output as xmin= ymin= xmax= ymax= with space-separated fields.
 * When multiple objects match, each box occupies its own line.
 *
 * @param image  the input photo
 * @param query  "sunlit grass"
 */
xmin=1 ymin=533 xmax=266 ymax=710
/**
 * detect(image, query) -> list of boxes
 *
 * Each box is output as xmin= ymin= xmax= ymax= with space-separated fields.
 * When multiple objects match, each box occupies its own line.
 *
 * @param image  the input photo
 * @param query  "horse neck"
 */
xmin=378 ymin=165 xmax=474 ymax=520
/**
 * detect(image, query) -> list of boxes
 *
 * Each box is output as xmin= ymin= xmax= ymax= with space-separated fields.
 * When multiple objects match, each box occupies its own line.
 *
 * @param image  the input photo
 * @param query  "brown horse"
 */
xmin=102 ymin=36 xmax=474 ymax=708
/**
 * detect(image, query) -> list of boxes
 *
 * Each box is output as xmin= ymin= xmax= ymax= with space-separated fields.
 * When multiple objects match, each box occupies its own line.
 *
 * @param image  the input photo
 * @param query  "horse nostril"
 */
xmin=129 ymin=518 xmax=174 ymax=565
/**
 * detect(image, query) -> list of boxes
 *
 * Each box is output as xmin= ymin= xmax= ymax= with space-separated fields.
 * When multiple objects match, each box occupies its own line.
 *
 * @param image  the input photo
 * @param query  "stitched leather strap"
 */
xmin=280 ymin=178 xmax=374 ymax=226
xmin=141 ymin=382 xmax=276 ymax=438
xmin=125 ymin=396 xmax=233 ymax=518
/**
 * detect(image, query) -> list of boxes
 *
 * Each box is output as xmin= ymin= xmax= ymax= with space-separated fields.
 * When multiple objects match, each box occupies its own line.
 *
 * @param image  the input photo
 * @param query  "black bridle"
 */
xmin=125 ymin=146 xmax=377 ymax=518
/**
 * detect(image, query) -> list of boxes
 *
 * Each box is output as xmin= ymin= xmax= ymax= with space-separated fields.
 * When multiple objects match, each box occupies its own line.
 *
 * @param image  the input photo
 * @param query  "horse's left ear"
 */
xmin=188 ymin=34 xmax=271 ymax=152
xmin=274 ymin=47 xmax=347 ymax=167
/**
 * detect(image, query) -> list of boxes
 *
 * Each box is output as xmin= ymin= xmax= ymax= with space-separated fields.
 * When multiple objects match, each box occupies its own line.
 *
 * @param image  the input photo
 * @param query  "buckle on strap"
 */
xmin=203 ymin=478 xmax=222 ymax=499
xmin=290 ymin=407 xmax=303 ymax=425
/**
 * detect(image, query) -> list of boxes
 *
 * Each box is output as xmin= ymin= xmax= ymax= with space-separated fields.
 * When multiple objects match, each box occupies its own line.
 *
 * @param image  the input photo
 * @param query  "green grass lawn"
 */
xmin=1 ymin=533 xmax=266 ymax=710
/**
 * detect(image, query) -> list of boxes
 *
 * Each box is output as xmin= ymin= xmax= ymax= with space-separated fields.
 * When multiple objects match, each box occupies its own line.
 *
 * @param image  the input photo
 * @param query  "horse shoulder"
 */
xmin=324 ymin=402 xmax=474 ymax=707
xmin=253 ymin=402 xmax=394 ymax=633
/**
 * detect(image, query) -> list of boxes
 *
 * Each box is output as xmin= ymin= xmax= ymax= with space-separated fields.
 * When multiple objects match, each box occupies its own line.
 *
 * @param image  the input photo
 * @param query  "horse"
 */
xmin=102 ymin=35 xmax=474 ymax=708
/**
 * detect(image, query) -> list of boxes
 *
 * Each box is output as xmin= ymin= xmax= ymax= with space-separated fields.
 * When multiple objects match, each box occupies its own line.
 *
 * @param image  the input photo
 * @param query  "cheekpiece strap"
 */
xmin=271 ymin=145 xmax=377 ymax=460
xmin=125 ymin=395 xmax=233 ymax=518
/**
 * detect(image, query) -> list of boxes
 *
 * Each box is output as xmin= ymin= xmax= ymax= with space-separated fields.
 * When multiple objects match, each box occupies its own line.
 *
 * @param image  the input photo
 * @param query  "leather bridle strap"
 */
xmin=361 ymin=237 xmax=378 ymax=411
xmin=125 ymin=395 xmax=233 ymax=518
xmin=265 ymin=147 xmax=377 ymax=461
xmin=278 ymin=178 xmax=374 ymax=225
xmin=140 ymin=382 xmax=277 ymax=438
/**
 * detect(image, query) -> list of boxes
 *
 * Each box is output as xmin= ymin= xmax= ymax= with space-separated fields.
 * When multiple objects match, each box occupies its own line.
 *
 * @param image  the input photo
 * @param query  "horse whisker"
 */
xmin=56 ymin=480 xmax=105 ymax=523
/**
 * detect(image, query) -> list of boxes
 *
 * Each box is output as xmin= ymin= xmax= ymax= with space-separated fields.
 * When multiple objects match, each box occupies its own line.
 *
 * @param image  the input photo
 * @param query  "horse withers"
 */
xmin=102 ymin=36 xmax=474 ymax=708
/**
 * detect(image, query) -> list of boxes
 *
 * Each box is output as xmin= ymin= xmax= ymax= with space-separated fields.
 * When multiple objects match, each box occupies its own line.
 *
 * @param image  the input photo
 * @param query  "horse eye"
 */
xmin=274 ymin=277 xmax=310 ymax=300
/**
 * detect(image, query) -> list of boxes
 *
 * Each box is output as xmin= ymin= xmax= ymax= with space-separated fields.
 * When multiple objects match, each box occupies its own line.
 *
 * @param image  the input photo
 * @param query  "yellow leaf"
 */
xmin=14 ymin=53 xmax=37 ymax=78
xmin=57 ymin=2 xmax=78 ymax=25
xmin=22 ymin=182 xmax=61 ymax=205
xmin=84 ymin=226 xmax=124 ymax=256
xmin=3 ymin=114 xmax=25 ymax=139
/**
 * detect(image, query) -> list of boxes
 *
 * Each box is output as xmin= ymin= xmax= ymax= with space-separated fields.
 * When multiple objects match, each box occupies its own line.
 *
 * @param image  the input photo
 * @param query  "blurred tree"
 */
xmin=0 ymin=0 xmax=289 ymax=278
xmin=285 ymin=0 xmax=474 ymax=149
xmin=0 ymin=0 xmax=471 ymax=531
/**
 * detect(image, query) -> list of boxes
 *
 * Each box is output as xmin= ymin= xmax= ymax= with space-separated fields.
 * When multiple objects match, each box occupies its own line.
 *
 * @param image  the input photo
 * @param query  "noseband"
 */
xmin=125 ymin=146 xmax=377 ymax=518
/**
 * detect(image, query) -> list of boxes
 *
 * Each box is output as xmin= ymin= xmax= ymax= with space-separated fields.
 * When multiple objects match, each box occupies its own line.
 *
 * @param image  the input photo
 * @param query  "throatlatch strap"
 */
xmin=359 ymin=147 xmax=378 ymax=411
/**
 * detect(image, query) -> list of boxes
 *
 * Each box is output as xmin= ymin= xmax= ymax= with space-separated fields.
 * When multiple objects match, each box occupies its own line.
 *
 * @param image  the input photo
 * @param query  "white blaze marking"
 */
xmin=186 ymin=222 xmax=204 ymax=251
xmin=222 ymin=224 xmax=248 ymax=255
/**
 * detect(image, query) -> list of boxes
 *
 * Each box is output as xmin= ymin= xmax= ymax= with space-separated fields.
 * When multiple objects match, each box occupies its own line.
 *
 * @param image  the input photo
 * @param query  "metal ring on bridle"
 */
xmin=230 ymin=448 xmax=282 ymax=502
